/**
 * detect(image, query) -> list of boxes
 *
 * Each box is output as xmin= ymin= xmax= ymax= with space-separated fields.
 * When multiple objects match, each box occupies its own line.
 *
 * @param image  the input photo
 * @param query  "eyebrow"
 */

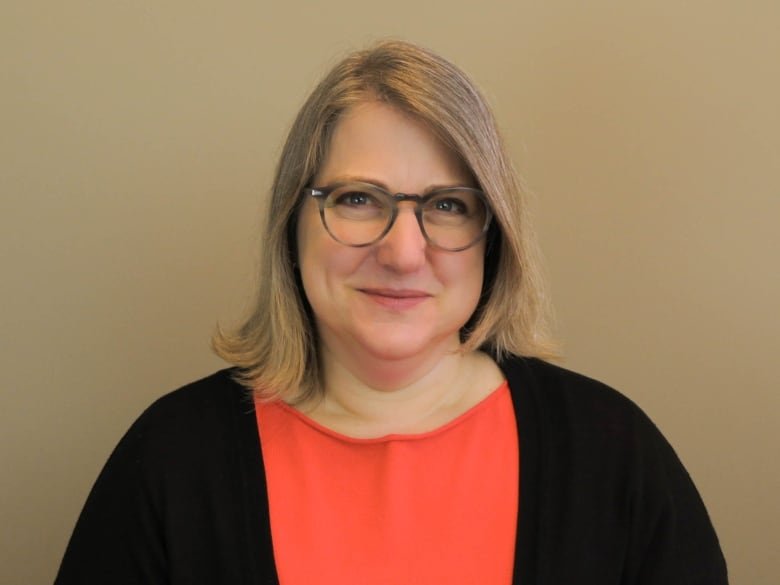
xmin=321 ymin=175 xmax=473 ymax=194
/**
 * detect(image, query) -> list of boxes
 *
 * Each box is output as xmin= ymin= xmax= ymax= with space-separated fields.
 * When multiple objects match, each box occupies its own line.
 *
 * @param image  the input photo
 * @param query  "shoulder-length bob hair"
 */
xmin=213 ymin=39 xmax=557 ymax=401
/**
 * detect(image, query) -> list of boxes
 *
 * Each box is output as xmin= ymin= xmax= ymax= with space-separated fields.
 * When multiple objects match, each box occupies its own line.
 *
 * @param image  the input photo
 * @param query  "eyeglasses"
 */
xmin=303 ymin=182 xmax=492 ymax=252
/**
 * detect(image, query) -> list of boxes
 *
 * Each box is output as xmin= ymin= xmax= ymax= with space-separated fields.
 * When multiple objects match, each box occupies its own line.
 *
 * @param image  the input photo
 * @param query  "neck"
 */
xmin=298 ymin=341 xmax=503 ymax=438
xmin=322 ymin=332 xmax=464 ymax=391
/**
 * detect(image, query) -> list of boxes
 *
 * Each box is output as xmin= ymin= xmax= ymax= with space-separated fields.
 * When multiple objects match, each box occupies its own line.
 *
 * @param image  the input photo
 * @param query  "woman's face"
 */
xmin=296 ymin=100 xmax=485 ymax=368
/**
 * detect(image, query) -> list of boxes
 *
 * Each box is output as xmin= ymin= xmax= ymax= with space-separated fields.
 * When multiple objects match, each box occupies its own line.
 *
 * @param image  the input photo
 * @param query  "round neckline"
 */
xmin=268 ymin=380 xmax=509 ymax=444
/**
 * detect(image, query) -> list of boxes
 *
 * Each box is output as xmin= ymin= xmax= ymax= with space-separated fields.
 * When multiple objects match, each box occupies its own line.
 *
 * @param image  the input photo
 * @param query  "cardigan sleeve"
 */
xmin=621 ymin=408 xmax=728 ymax=584
xmin=54 ymin=404 xmax=169 ymax=585
xmin=512 ymin=358 xmax=728 ymax=585
xmin=54 ymin=370 xmax=276 ymax=585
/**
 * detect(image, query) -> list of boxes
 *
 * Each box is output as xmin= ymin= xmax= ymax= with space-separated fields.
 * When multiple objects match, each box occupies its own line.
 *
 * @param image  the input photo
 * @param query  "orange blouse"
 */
xmin=255 ymin=381 xmax=519 ymax=585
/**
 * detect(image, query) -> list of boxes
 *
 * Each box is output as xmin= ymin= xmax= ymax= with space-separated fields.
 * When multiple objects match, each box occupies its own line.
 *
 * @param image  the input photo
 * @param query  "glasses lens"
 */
xmin=322 ymin=185 xmax=391 ymax=246
xmin=422 ymin=189 xmax=489 ymax=250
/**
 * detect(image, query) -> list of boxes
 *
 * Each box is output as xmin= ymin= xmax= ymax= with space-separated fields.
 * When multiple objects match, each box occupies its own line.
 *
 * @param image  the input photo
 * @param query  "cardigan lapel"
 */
xmin=499 ymin=356 xmax=543 ymax=585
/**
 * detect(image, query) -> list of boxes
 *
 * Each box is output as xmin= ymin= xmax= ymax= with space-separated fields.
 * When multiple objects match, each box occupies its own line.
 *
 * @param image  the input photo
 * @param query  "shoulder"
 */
xmin=498 ymin=355 xmax=679 ymax=471
xmin=497 ymin=356 xmax=728 ymax=581
xmin=135 ymin=368 xmax=251 ymax=428
xmin=56 ymin=370 xmax=268 ymax=583
xmin=499 ymin=355 xmax=649 ymax=428
xmin=114 ymin=369 xmax=254 ymax=474
xmin=84 ymin=368 xmax=260 ymax=527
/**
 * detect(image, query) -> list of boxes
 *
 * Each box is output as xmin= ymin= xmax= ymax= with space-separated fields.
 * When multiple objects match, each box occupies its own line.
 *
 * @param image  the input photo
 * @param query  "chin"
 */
xmin=353 ymin=326 xmax=459 ymax=362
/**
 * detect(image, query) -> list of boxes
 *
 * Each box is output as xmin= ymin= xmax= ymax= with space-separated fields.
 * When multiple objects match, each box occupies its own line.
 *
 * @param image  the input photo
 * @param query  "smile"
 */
xmin=357 ymin=288 xmax=432 ymax=310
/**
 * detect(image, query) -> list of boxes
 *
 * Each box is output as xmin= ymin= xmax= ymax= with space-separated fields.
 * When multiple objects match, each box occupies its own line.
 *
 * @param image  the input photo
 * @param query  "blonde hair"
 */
xmin=213 ymin=39 xmax=557 ymax=401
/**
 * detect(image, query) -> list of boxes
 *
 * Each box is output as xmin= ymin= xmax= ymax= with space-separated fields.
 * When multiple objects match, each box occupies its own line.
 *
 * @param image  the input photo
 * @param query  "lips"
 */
xmin=357 ymin=288 xmax=432 ymax=310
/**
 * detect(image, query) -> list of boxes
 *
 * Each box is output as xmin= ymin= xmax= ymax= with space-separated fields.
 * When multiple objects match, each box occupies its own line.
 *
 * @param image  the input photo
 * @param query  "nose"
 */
xmin=375 ymin=205 xmax=428 ymax=273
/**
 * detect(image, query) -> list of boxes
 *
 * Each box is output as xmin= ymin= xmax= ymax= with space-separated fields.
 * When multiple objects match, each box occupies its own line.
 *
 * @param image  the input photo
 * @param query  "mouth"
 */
xmin=357 ymin=288 xmax=432 ymax=310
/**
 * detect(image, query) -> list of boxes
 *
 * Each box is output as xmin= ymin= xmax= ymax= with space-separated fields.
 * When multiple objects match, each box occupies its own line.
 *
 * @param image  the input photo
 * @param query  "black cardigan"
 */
xmin=55 ymin=357 xmax=728 ymax=584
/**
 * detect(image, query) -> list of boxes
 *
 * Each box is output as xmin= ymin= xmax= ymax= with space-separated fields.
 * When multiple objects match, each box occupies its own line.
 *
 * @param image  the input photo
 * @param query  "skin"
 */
xmin=295 ymin=100 xmax=504 ymax=437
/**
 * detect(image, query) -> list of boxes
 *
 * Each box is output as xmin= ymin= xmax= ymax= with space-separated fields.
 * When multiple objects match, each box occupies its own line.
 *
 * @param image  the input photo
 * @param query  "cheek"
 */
xmin=295 ymin=203 xmax=318 ymax=265
xmin=296 ymin=209 xmax=365 ymax=307
xmin=453 ymin=248 xmax=485 ymax=295
xmin=296 ymin=205 xmax=333 ymax=278
xmin=298 ymin=249 xmax=345 ymax=296
xmin=433 ymin=249 xmax=485 ymax=324
xmin=468 ymin=263 xmax=486 ymax=306
xmin=459 ymin=254 xmax=487 ymax=331
xmin=295 ymin=208 xmax=325 ymax=309
xmin=458 ymin=251 xmax=487 ymax=320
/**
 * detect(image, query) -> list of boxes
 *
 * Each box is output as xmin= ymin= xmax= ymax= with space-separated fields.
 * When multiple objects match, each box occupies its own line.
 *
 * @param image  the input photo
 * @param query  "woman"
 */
xmin=56 ymin=40 xmax=728 ymax=584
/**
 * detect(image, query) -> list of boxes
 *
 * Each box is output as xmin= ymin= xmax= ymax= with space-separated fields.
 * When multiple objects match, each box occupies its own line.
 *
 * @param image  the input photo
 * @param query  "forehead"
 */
xmin=314 ymin=100 xmax=472 ymax=189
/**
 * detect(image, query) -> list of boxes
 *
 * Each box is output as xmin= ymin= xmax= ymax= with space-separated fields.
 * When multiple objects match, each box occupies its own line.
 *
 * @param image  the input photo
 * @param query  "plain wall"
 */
xmin=2 ymin=1 xmax=778 ymax=583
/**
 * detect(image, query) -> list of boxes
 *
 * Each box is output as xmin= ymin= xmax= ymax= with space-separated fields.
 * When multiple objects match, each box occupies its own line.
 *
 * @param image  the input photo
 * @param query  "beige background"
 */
xmin=2 ymin=1 xmax=778 ymax=583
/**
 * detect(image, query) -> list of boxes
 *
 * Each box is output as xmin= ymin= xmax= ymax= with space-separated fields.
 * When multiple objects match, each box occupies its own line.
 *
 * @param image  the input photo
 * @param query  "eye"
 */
xmin=432 ymin=197 xmax=468 ymax=215
xmin=424 ymin=190 xmax=486 ymax=228
xmin=334 ymin=190 xmax=377 ymax=207
xmin=325 ymin=185 xmax=388 ymax=221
